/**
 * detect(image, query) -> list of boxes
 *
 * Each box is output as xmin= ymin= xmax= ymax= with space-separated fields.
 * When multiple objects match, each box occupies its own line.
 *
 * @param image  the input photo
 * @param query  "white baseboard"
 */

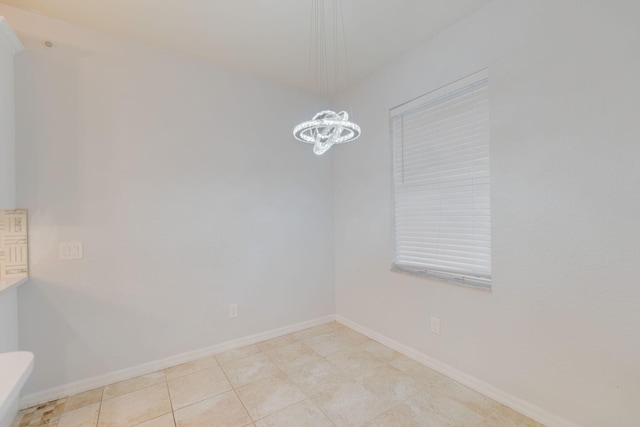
xmin=335 ymin=315 xmax=579 ymax=427
xmin=19 ymin=315 xmax=336 ymax=409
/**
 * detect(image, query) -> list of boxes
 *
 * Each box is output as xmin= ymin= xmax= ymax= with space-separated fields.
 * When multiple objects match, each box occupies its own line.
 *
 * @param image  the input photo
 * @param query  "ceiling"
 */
xmin=1 ymin=0 xmax=491 ymax=95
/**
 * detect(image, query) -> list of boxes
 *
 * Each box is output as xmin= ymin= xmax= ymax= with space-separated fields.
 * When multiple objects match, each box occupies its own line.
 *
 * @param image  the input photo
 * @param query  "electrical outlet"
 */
xmin=229 ymin=304 xmax=238 ymax=318
xmin=430 ymin=317 xmax=441 ymax=335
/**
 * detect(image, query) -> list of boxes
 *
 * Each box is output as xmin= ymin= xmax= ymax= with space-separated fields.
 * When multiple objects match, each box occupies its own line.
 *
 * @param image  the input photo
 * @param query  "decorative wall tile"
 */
xmin=0 ymin=209 xmax=28 ymax=280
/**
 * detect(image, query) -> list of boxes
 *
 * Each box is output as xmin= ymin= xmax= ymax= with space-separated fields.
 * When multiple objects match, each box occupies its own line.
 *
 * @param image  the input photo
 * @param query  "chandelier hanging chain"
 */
xmin=338 ymin=0 xmax=350 ymax=93
xmin=313 ymin=0 xmax=330 ymax=96
xmin=333 ymin=0 xmax=338 ymax=95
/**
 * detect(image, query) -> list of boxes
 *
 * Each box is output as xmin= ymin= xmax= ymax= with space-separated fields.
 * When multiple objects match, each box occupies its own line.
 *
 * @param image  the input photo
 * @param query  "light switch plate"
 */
xmin=59 ymin=242 xmax=83 ymax=260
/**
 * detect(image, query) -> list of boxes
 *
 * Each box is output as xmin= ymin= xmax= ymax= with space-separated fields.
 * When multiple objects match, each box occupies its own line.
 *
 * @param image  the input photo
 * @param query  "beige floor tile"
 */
xmin=167 ymin=365 xmax=232 ymax=410
xmin=330 ymin=327 xmax=370 ymax=345
xmin=284 ymin=360 xmax=347 ymax=397
xmin=302 ymin=333 xmax=354 ymax=357
xmin=323 ymin=322 xmax=343 ymax=331
xmin=389 ymin=356 xmax=448 ymax=385
xmin=401 ymin=389 xmax=485 ymax=426
xmin=133 ymin=413 xmax=176 ymax=427
xmin=356 ymin=340 xmax=403 ymax=362
xmin=219 ymin=352 xmax=281 ymax=387
xmin=19 ymin=400 xmax=66 ymax=427
xmin=254 ymin=399 xmax=333 ymax=427
xmin=292 ymin=324 xmax=332 ymax=340
xmin=98 ymin=383 xmax=172 ymax=427
xmin=361 ymin=404 xmax=426 ymax=427
xmin=312 ymin=381 xmax=390 ymax=427
xmin=258 ymin=334 xmax=299 ymax=353
xmin=216 ymin=344 xmax=262 ymax=365
xmin=63 ymin=388 xmax=104 ymax=413
xmin=435 ymin=378 xmax=502 ymax=417
xmin=57 ymin=403 xmax=100 ymax=427
xmin=173 ymin=391 xmax=251 ymax=427
xmin=103 ymin=371 xmax=166 ymax=400
xmin=478 ymin=405 xmax=544 ymax=427
xmin=164 ymin=355 xmax=219 ymax=381
xmin=236 ymin=372 xmax=306 ymax=420
xmin=14 ymin=408 xmax=33 ymax=427
xmin=264 ymin=341 xmax=323 ymax=370
xmin=326 ymin=348 xmax=387 ymax=379
xmin=357 ymin=365 xmax=422 ymax=403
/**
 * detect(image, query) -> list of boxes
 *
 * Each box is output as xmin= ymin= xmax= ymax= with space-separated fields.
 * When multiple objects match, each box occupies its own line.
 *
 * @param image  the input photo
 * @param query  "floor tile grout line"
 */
xmin=280 ymin=366 xmax=336 ymax=423
xmin=167 ymin=383 xmax=232 ymax=414
xmin=160 ymin=371 xmax=178 ymax=427
xmin=224 ymin=326 xmax=340 ymax=424
xmin=94 ymin=386 xmax=105 ymax=427
xmin=256 ymin=332 xmax=307 ymax=418
xmin=304 ymin=328 xmax=425 ymax=426
xmin=164 ymin=354 xmax=219 ymax=382
xmin=163 ymin=369 xmax=176 ymax=413
xmin=236 ymin=334 xmax=292 ymax=422
xmin=314 ymin=337 xmax=376 ymax=426
xmin=215 ymin=350 xmax=255 ymax=424
xmin=98 ymin=380 xmax=173 ymax=427
xmin=230 ymin=387 xmax=254 ymax=424
xmin=101 ymin=376 xmax=166 ymax=402
xmin=167 ymin=391 xmax=230 ymax=418
xmin=282 ymin=328 xmax=364 ymax=426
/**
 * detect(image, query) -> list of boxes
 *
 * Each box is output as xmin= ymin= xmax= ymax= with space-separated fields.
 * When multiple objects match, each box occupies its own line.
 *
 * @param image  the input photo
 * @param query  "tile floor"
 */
xmin=13 ymin=322 xmax=543 ymax=427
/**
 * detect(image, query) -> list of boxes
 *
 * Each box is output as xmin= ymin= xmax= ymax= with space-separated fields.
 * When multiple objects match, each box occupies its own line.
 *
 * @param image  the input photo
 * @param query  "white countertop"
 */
xmin=0 ymin=351 xmax=33 ymax=422
xmin=0 ymin=275 xmax=28 ymax=295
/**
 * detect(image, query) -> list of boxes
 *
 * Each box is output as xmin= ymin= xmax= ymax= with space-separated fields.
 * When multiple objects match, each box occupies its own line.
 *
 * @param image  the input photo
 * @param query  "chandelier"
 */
xmin=293 ymin=0 xmax=361 ymax=155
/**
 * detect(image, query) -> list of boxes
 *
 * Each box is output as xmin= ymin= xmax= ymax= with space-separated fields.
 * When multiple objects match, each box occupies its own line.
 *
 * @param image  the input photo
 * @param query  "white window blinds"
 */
xmin=390 ymin=70 xmax=491 ymax=289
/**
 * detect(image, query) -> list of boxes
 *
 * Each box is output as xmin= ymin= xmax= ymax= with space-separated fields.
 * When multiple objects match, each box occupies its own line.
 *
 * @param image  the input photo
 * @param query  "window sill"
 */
xmin=391 ymin=265 xmax=491 ymax=291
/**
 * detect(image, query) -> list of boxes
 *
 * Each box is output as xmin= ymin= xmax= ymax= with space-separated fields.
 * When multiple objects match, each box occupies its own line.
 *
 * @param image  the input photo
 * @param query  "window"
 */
xmin=390 ymin=70 xmax=491 ymax=289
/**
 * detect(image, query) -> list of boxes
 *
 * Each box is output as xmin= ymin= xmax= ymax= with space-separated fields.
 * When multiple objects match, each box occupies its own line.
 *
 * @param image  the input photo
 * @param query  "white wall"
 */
xmin=0 ymin=17 xmax=17 ymax=209
xmin=0 ymin=5 xmax=336 ymax=395
xmin=334 ymin=1 xmax=640 ymax=426
xmin=0 ymin=17 xmax=20 ymax=354
xmin=0 ymin=287 xmax=18 ymax=353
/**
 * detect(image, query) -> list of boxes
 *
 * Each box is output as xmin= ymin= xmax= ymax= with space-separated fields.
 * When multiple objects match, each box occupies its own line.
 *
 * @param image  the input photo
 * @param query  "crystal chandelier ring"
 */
xmin=293 ymin=110 xmax=361 ymax=146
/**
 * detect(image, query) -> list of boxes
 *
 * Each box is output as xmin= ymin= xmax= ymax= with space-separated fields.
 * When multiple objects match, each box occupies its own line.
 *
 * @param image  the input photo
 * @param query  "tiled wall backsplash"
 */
xmin=0 ymin=209 xmax=28 ymax=280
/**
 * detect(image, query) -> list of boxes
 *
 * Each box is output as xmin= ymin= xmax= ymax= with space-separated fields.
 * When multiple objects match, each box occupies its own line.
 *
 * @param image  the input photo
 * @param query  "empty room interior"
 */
xmin=0 ymin=1 xmax=638 ymax=426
